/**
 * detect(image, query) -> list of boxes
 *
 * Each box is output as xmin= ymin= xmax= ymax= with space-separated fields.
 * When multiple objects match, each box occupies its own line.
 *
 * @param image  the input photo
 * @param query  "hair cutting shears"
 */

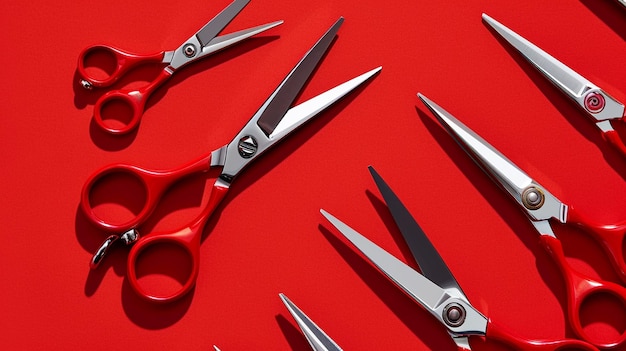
xmin=321 ymin=166 xmax=599 ymax=350
xmin=77 ymin=0 xmax=282 ymax=135
xmin=480 ymin=13 xmax=626 ymax=159
xmin=419 ymin=93 xmax=626 ymax=349
xmin=280 ymin=293 xmax=343 ymax=351
xmin=80 ymin=17 xmax=382 ymax=302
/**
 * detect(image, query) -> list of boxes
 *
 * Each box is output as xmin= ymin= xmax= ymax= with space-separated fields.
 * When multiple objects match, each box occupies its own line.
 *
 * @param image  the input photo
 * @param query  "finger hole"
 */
xmin=579 ymin=291 xmax=626 ymax=346
xmin=134 ymin=242 xmax=194 ymax=300
xmin=88 ymin=170 xmax=147 ymax=226
xmin=97 ymin=96 xmax=137 ymax=133
xmin=81 ymin=47 xmax=118 ymax=82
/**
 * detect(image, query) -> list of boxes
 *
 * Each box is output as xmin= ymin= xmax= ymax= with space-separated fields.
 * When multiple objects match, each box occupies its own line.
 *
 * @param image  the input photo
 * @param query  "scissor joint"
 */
xmin=170 ymin=35 xmax=203 ymax=70
xmin=596 ymin=120 xmax=614 ymax=133
xmin=211 ymin=145 xmax=228 ymax=167
xmin=162 ymin=51 xmax=174 ymax=64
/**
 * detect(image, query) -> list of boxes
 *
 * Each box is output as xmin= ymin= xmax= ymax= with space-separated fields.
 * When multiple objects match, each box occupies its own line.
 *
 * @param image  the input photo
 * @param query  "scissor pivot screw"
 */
xmin=183 ymin=44 xmax=197 ymax=58
xmin=238 ymin=135 xmax=258 ymax=158
xmin=443 ymin=302 xmax=466 ymax=327
xmin=584 ymin=92 xmax=605 ymax=114
xmin=522 ymin=186 xmax=545 ymax=210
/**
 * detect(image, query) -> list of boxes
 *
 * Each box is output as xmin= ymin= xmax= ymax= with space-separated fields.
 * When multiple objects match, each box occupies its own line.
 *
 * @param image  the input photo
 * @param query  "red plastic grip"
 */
xmin=567 ymin=206 xmax=626 ymax=285
xmin=539 ymin=235 xmax=626 ymax=349
xmin=125 ymin=183 xmax=229 ymax=303
xmin=80 ymin=152 xmax=213 ymax=232
xmin=486 ymin=319 xmax=598 ymax=350
xmin=77 ymin=45 xmax=164 ymax=88
xmin=92 ymin=69 xmax=172 ymax=135
xmin=603 ymin=130 xmax=626 ymax=159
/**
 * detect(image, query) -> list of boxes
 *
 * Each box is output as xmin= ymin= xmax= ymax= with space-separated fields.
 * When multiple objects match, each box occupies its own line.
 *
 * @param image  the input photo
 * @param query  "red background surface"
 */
xmin=3 ymin=0 xmax=626 ymax=349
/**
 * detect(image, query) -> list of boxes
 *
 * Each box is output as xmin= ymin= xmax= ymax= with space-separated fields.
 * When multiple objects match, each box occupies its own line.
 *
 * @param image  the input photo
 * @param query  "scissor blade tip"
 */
xmin=363 ymin=66 xmax=382 ymax=78
xmin=416 ymin=93 xmax=435 ymax=106
xmin=481 ymin=13 xmax=500 ymax=27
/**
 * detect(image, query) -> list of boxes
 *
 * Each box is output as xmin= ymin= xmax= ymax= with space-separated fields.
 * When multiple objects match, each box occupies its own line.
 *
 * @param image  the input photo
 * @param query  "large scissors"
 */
xmin=321 ymin=166 xmax=599 ymax=350
xmin=481 ymin=14 xmax=626 ymax=159
xmin=77 ymin=0 xmax=282 ymax=135
xmin=280 ymin=293 xmax=343 ymax=351
xmin=419 ymin=93 xmax=626 ymax=348
xmin=80 ymin=17 xmax=382 ymax=302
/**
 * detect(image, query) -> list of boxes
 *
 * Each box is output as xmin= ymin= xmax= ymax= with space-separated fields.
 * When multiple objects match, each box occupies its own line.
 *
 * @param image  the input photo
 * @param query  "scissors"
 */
xmin=80 ymin=17 xmax=382 ymax=302
xmin=214 ymin=294 xmax=341 ymax=350
xmin=419 ymin=93 xmax=626 ymax=348
xmin=480 ymin=14 xmax=626 ymax=160
xmin=321 ymin=166 xmax=599 ymax=350
xmin=77 ymin=0 xmax=282 ymax=135
xmin=280 ymin=293 xmax=343 ymax=351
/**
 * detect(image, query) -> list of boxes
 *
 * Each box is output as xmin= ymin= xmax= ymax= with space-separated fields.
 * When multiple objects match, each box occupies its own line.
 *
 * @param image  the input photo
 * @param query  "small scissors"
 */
xmin=80 ymin=17 xmax=382 ymax=302
xmin=321 ymin=166 xmax=599 ymax=350
xmin=419 ymin=93 xmax=626 ymax=348
xmin=481 ymin=14 xmax=626 ymax=159
xmin=280 ymin=293 xmax=343 ymax=351
xmin=77 ymin=0 xmax=282 ymax=135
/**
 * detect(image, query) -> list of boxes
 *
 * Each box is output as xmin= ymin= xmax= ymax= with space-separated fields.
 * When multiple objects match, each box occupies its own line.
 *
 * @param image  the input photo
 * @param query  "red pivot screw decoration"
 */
xmin=584 ymin=91 xmax=605 ymax=113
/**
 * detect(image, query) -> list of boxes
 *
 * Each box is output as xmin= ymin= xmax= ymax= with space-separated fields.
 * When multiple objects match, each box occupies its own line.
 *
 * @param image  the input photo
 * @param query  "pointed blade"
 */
xmin=418 ymin=93 xmax=567 ymax=228
xmin=202 ymin=20 xmax=283 ymax=56
xmin=279 ymin=294 xmax=342 ymax=351
xmin=196 ymin=0 xmax=250 ymax=47
xmin=367 ymin=166 xmax=465 ymax=296
xmin=482 ymin=13 xmax=625 ymax=123
xmin=257 ymin=17 xmax=344 ymax=136
xmin=320 ymin=209 xmax=450 ymax=316
xmin=270 ymin=66 xmax=381 ymax=139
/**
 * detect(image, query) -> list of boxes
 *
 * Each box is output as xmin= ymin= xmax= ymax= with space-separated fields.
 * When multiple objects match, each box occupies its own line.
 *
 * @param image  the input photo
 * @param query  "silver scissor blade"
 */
xmin=368 ymin=166 xmax=466 ymax=297
xmin=482 ymin=13 xmax=625 ymax=123
xmin=202 ymin=20 xmax=283 ymax=56
xmin=419 ymin=93 xmax=533 ymax=193
xmin=257 ymin=17 xmax=344 ymax=136
xmin=196 ymin=0 xmax=250 ymax=47
xmin=482 ymin=13 xmax=591 ymax=100
xmin=418 ymin=93 xmax=568 ymax=228
xmin=270 ymin=66 xmax=381 ymax=139
xmin=279 ymin=294 xmax=343 ymax=351
xmin=320 ymin=209 xmax=450 ymax=317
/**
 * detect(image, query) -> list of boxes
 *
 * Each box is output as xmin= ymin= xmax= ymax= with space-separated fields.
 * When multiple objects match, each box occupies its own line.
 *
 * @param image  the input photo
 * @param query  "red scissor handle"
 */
xmin=77 ymin=45 xmax=165 ymax=88
xmin=80 ymin=153 xmax=213 ymax=232
xmin=540 ymin=235 xmax=626 ymax=349
xmin=602 ymin=130 xmax=626 ymax=160
xmin=126 ymin=182 xmax=229 ymax=302
xmin=567 ymin=206 xmax=626 ymax=285
xmin=485 ymin=320 xmax=598 ymax=350
xmin=92 ymin=69 xmax=172 ymax=134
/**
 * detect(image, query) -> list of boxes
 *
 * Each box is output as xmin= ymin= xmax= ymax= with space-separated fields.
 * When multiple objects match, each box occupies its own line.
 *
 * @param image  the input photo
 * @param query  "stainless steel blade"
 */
xmin=418 ymin=93 xmax=567 ymax=234
xmin=368 ymin=166 xmax=466 ymax=296
xmin=482 ymin=13 xmax=625 ymax=124
xmin=257 ymin=17 xmax=343 ymax=135
xmin=197 ymin=0 xmax=250 ymax=47
xmin=279 ymin=294 xmax=342 ymax=351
